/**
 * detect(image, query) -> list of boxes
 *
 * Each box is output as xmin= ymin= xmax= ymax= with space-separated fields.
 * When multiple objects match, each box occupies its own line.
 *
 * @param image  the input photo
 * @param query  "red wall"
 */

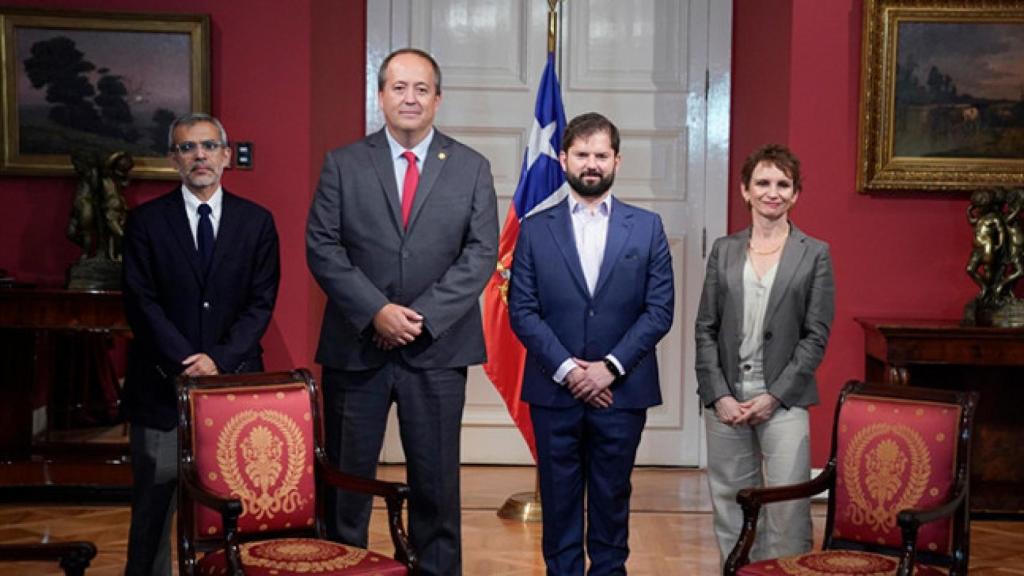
xmin=731 ymin=0 xmax=977 ymax=465
xmin=0 ymin=0 xmax=366 ymax=373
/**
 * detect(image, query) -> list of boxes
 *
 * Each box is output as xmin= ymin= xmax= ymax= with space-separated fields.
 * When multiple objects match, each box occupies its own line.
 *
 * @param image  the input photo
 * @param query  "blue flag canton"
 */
xmin=513 ymin=53 xmax=567 ymax=219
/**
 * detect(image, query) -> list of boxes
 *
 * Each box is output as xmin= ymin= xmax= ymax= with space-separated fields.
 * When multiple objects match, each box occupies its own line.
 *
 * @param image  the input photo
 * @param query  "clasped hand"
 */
xmin=714 ymin=393 xmax=779 ymax=427
xmin=565 ymin=358 xmax=615 ymax=408
xmin=372 ymin=303 xmax=423 ymax=350
xmin=182 ymin=353 xmax=219 ymax=377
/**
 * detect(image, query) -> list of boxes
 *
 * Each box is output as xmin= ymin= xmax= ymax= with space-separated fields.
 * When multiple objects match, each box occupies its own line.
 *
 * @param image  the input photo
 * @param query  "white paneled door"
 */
xmin=366 ymin=0 xmax=730 ymax=466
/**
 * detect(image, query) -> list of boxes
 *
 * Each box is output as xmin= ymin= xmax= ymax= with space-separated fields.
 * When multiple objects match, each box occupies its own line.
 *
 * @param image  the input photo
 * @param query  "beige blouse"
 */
xmin=736 ymin=257 xmax=778 ymax=399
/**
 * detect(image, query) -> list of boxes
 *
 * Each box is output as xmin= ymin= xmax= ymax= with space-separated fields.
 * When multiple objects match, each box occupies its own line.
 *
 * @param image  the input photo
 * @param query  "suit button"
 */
xmin=765 ymin=331 xmax=773 ymax=340
xmin=743 ymin=364 xmax=752 ymax=372
xmin=203 ymin=301 xmax=211 ymax=310
xmin=401 ymin=250 xmax=410 ymax=260
xmin=588 ymin=309 xmax=595 ymax=317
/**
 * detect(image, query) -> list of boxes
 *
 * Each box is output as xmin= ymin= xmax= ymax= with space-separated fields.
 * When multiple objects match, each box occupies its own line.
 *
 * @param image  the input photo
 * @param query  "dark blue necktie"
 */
xmin=197 ymin=203 xmax=214 ymax=273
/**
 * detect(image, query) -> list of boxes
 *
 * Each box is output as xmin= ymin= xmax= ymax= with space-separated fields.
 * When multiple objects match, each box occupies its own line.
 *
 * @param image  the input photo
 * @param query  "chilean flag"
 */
xmin=482 ymin=52 xmax=567 ymax=461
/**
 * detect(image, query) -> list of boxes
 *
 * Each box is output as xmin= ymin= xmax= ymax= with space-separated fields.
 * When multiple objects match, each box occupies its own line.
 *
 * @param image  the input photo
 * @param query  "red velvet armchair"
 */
xmin=725 ymin=380 xmax=977 ymax=576
xmin=176 ymin=369 xmax=417 ymax=575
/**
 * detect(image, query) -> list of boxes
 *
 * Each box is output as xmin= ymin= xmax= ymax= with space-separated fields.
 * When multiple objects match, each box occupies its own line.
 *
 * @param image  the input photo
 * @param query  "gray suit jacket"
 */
xmin=695 ymin=224 xmax=834 ymax=409
xmin=306 ymin=128 xmax=499 ymax=370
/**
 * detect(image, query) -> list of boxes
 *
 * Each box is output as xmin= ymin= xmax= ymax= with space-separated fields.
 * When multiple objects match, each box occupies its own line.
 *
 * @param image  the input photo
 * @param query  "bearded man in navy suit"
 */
xmin=509 ymin=112 xmax=674 ymax=575
xmin=122 ymin=113 xmax=280 ymax=576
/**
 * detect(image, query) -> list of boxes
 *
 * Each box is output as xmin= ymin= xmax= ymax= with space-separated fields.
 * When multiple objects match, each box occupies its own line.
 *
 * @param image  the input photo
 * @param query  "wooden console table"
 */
xmin=0 ymin=287 xmax=132 ymax=499
xmin=857 ymin=317 xmax=1024 ymax=516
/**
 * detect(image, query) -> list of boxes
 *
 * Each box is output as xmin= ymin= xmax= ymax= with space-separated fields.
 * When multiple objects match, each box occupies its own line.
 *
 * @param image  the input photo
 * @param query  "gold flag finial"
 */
xmin=547 ymin=0 xmax=559 ymax=54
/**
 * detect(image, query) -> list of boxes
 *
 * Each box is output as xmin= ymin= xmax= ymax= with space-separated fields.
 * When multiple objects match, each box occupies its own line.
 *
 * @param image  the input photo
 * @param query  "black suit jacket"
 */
xmin=122 ymin=188 xmax=280 ymax=430
xmin=306 ymin=128 xmax=499 ymax=370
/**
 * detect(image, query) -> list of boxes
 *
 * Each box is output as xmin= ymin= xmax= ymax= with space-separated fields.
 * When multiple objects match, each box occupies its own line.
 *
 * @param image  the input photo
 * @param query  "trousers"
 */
xmin=322 ymin=363 xmax=466 ymax=576
xmin=125 ymin=424 xmax=178 ymax=576
xmin=704 ymin=380 xmax=812 ymax=564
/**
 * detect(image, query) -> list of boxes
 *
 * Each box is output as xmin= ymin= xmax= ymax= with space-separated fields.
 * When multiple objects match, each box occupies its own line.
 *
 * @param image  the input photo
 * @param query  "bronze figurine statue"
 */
xmin=101 ymin=151 xmax=133 ymax=261
xmin=996 ymin=189 xmax=1024 ymax=299
xmin=964 ymin=187 xmax=1024 ymax=327
xmin=66 ymin=150 xmax=134 ymax=290
xmin=67 ymin=150 xmax=102 ymax=261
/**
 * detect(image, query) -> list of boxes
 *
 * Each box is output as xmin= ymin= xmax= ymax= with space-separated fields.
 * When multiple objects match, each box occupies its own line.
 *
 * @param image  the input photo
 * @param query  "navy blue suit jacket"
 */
xmin=122 ymin=188 xmax=280 ymax=430
xmin=508 ymin=197 xmax=674 ymax=409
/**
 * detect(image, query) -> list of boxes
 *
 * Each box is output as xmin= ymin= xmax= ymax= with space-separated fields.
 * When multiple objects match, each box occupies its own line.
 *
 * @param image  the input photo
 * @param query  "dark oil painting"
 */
xmin=893 ymin=22 xmax=1024 ymax=159
xmin=16 ymin=27 xmax=191 ymax=159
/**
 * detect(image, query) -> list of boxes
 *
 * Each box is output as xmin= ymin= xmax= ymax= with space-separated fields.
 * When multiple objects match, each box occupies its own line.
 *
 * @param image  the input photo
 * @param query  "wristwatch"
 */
xmin=603 ymin=358 xmax=622 ymax=379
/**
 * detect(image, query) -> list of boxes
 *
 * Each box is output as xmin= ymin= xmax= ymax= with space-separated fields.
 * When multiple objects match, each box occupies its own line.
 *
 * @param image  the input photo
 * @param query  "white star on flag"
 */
xmin=525 ymin=118 xmax=559 ymax=170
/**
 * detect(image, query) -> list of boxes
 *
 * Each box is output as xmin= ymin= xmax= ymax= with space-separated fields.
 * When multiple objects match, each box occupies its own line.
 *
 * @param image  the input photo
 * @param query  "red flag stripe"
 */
xmin=482 ymin=209 xmax=536 ymax=461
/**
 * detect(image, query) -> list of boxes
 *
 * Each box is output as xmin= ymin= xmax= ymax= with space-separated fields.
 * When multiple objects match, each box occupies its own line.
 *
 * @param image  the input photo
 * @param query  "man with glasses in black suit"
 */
xmin=121 ymin=113 xmax=280 ymax=576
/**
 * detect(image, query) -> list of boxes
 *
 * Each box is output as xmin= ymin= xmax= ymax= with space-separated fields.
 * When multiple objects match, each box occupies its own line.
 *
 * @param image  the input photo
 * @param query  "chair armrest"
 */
xmin=0 ymin=541 xmax=97 ymax=576
xmin=180 ymin=465 xmax=245 ymax=575
xmin=736 ymin=463 xmax=834 ymax=508
xmin=895 ymin=487 xmax=966 ymax=576
xmin=897 ymin=487 xmax=964 ymax=528
xmin=316 ymin=455 xmax=410 ymax=500
xmin=181 ymin=466 xmax=244 ymax=520
xmin=316 ymin=455 xmax=418 ymax=571
xmin=724 ymin=463 xmax=836 ymax=575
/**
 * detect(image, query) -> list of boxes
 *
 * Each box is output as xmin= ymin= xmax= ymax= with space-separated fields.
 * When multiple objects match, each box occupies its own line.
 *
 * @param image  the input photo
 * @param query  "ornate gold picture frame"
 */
xmin=0 ymin=8 xmax=209 ymax=179
xmin=857 ymin=0 xmax=1024 ymax=192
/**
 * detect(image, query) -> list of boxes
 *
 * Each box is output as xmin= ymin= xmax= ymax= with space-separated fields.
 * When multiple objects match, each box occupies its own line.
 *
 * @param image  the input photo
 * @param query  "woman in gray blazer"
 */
xmin=695 ymin=144 xmax=835 ymax=564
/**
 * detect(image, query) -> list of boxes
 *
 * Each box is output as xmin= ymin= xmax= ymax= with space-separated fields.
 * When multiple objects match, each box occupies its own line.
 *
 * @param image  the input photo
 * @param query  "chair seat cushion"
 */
xmin=196 ymin=537 xmax=407 ymax=575
xmin=737 ymin=550 xmax=948 ymax=575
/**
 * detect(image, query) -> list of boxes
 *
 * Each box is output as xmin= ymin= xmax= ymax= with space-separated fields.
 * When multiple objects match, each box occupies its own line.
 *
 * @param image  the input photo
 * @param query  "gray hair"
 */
xmin=167 ymin=113 xmax=228 ymax=149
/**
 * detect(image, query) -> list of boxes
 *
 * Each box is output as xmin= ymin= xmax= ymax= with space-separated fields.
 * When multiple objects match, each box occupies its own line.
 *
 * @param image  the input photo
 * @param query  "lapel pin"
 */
xmin=438 ymin=152 xmax=447 ymax=160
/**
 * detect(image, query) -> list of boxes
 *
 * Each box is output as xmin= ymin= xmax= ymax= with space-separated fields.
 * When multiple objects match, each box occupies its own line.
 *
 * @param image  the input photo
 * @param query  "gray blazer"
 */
xmin=695 ymin=224 xmax=834 ymax=409
xmin=306 ymin=128 xmax=499 ymax=370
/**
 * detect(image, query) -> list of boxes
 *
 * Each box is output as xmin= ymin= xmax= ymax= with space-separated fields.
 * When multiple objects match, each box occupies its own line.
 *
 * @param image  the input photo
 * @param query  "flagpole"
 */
xmin=547 ymin=0 xmax=558 ymax=54
xmin=496 ymin=0 xmax=562 ymax=524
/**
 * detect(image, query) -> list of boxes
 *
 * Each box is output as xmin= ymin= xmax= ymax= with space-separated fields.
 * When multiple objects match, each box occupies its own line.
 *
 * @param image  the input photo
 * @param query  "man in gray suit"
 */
xmin=306 ymin=48 xmax=498 ymax=576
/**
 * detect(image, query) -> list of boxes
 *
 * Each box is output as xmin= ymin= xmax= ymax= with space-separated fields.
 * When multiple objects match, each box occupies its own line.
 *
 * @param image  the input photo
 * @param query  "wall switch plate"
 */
xmin=234 ymin=141 xmax=254 ymax=169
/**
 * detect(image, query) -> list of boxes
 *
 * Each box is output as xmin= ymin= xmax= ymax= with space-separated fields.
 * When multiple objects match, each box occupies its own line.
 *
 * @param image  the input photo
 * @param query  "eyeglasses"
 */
xmin=171 ymin=140 xmax=227 ymax=155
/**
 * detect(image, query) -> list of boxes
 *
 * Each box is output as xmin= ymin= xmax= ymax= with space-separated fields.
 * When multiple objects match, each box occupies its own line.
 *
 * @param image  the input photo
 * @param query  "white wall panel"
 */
xmin=413 ymin=0 xmax=529 ymax=89
xmin=610 ymin=130 xmax=687 ymax=202
xmin=437 ymin=127 xmax=524 ymax=194
xmin=567 ymin=0 xmax=688 ymax=92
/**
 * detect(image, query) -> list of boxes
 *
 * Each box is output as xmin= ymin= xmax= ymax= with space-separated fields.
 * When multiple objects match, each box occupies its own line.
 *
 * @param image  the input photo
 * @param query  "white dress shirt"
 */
xmin=384 ymin=127 xmax=434 ymax=201
xmin=181 ymin=186 xmax=223 ymax=248
xmin=570 ymin=195 xmax=610 ymax=295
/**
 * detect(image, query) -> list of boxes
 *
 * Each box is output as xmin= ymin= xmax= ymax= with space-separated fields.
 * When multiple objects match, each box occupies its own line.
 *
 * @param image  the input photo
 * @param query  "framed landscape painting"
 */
xmin=0 ymin=9 xmax=209 ymax=179
xmin=857 ymin=0 xmax=1024 ymax=191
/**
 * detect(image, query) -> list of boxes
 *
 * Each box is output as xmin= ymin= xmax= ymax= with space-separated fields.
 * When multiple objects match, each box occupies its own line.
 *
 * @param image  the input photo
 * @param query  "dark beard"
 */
xmin=567 ymin=171 xmax=615 ymax=198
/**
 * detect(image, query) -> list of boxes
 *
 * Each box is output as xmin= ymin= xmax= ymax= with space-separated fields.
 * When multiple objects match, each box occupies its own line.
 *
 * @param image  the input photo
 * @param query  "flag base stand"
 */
xmin=497 ymin=491 xmax=542 ymax=523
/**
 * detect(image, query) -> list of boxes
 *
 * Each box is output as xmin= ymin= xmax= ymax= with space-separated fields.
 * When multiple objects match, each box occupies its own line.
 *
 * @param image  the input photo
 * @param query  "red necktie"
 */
xmin=401 ymin=151 xmax=419 ymax=229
